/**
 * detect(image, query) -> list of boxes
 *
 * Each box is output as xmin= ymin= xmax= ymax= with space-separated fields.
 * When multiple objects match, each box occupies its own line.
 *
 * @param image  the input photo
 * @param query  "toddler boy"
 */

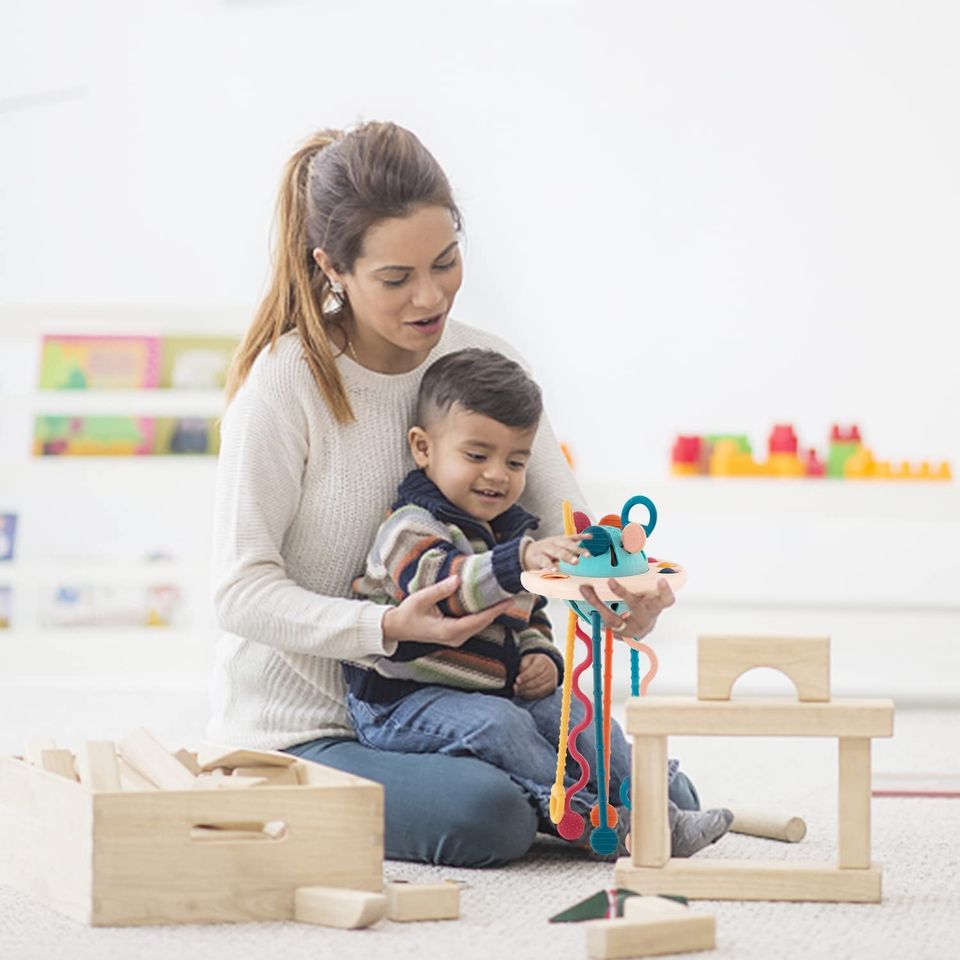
xmin=345 ymin=348 xmax=732 ymax=857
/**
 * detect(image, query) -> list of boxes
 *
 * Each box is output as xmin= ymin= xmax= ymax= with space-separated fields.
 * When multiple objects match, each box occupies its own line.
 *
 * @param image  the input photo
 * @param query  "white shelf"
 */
xmin=28 ymin=389 xmax=226 ymax=416
xmin=0 ymin=561 xmax=205 ymax=585
xmin=0 ymin=303 xmax=247 ymax=337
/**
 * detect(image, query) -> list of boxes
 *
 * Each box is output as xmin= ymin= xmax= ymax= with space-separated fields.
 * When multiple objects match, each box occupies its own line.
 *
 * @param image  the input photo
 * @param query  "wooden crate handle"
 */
xmin=190 ymin=820 xmax=287 ymax=842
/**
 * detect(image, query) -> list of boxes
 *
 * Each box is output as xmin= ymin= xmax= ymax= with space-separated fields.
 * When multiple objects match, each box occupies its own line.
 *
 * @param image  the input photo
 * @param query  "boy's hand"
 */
xmin=522 ymin=533 xmax=590 ymax=572
xmin=514 ymin=653 xmax=559 ymax=699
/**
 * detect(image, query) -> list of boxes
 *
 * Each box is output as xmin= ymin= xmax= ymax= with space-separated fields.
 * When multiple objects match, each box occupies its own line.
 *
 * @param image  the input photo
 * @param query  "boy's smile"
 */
xmin=408 ymin=404 xmax=537 ymax=523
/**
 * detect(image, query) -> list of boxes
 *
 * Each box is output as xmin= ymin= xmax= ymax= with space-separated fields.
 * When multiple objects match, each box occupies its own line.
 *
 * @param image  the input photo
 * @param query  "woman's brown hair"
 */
xmin=225 ymin=122 xmax=462 ymax=422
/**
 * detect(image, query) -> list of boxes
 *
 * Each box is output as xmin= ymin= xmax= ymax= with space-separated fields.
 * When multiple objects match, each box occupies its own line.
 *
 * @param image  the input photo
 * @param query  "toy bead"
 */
xmin=557 ymin=807 xmax=586 ymax=841
xmin=621 ymin=523 xmax=647 ymax=554
xmin=582 ymin=525 xmax=612 ymax=557
xmin=590 ymin=804 xmax=618 ymax=828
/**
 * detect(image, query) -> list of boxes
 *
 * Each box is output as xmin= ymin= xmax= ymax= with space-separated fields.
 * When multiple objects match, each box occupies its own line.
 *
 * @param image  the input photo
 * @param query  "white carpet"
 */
xmin=1 ymin=685 xmax=958 ymax=960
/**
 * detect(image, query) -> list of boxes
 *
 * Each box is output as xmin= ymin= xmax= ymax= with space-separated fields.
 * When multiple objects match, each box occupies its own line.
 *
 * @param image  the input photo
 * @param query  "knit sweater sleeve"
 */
xmin=367 ymin=504 xmax=530 ymax=616
xmin=211 ymin=372 xmax=395 ymax=661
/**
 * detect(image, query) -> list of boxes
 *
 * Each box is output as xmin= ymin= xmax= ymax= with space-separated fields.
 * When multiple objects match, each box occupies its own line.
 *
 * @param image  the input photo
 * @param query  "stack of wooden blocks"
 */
xmin=614 ymin=635 xmax=895 ymax=903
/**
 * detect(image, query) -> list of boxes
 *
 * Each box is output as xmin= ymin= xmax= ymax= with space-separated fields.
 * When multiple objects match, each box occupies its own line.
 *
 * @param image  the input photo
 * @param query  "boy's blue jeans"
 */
xmin=287 ymin=685 xmax=699 ymax=866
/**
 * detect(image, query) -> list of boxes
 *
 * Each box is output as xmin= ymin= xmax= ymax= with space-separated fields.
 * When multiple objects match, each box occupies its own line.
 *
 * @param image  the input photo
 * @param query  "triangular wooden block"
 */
xmin=195 ymin=742 xmax=298 ymax=772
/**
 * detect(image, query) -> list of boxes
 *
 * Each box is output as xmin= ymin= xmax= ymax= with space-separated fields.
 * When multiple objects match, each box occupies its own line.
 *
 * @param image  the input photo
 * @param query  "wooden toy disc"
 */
xmin=520 ymin=565 xmax=687 ymax=600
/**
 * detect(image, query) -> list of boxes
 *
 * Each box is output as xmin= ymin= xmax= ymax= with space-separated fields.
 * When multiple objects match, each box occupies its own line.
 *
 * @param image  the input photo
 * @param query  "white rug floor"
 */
xmin=1 ymin=685 xmax=958 ymax=960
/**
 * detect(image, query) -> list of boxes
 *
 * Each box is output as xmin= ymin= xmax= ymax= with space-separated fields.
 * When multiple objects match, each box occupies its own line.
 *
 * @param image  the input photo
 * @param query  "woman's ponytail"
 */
xmin=225 ymin=130 xmax=353 ymax=423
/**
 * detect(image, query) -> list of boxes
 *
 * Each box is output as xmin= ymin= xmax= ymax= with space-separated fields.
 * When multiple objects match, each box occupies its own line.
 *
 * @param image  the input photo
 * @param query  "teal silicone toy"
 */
xmin=559 ymin=495 xmax=659 ymax=625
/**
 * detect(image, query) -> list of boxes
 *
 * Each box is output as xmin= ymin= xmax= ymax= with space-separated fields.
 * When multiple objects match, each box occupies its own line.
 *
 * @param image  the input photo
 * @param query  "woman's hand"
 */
xmin=578 ymin=577 xmax=675 ymax=639
xmin=381 ymin=575 xmax=514 ymax=648
xmin=522 ymin=533 xmax=590 ymax=571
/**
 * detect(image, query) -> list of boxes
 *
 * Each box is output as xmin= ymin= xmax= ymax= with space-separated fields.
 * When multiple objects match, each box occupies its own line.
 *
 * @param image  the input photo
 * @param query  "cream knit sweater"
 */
xmin=208 ymin=320 xmax=587 ymax=749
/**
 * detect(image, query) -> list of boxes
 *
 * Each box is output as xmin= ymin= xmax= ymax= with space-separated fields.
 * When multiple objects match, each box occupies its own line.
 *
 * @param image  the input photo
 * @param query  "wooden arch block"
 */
xmin=697 ymin=635 xmax=830 ymax=703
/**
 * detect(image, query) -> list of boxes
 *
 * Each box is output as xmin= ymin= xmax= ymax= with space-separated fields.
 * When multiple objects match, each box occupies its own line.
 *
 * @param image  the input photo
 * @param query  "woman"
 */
xmin=210 ymin=122 xmax=701 ymax=866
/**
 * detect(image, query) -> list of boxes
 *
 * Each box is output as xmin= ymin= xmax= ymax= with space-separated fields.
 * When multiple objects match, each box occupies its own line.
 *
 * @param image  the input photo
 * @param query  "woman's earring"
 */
xmin=322 ymin=279 xmax=345 ymax=316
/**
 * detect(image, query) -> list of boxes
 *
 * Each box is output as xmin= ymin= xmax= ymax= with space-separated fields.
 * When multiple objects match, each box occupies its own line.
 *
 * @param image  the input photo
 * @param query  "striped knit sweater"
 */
xmin=345 ymin=468 xmax=564 ymax=703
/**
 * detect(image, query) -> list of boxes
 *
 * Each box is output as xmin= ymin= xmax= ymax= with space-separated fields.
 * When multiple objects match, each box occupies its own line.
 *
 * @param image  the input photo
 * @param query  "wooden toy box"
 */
xmin=0 ymin=754 xmax=383 ymax=926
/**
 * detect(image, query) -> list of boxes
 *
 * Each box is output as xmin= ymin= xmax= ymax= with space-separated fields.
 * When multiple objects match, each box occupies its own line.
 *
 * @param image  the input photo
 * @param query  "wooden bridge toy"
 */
xmin=614 ymin=634 xmax=895 ymax=902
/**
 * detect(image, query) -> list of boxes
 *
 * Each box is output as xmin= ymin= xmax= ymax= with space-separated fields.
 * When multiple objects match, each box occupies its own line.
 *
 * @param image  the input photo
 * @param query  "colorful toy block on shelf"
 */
xmin=613 ymin=635 xmax=895 ymax=902
xmin=521 ymin=495 xmax=686 ymax=856
xmin=671 ymin=423 xmax=952 ymax=481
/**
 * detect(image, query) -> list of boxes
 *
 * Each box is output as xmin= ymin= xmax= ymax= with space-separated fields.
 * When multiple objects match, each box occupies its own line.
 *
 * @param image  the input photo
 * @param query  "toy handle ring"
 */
xmin=620 ymin=494 xmax=657 ymax=537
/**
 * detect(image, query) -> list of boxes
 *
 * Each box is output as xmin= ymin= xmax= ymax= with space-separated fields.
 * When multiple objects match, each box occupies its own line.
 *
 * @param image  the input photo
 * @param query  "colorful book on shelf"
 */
xmin=153 ymin=417 xmax=220 ymax=455
xmin=33 ymin=416 xmax=220 ymax=456
xmin=0 ymin=586 xmax=10 ymax=629
xmin=159 ymin=336 xmax=239 ymax=390
xmin=39 ymin=335 xmax=161 ymax=389
xmin=0 ymin=514 xmax=17 ymax=561
xmin=33 ymin=415 xmax=156 ymax=456
xmin=39 ymin=582 xmax=182 ymax=628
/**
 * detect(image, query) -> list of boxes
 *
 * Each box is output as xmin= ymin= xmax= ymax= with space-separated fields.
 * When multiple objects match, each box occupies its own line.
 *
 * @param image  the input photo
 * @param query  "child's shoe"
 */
xmin=668 ymin=800 xmax=733 ymax=857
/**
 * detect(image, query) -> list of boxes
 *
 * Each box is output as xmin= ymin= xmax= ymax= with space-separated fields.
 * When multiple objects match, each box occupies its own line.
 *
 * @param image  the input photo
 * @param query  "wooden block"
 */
xmin=213 ymin=775 xmax=269 ymax=789
xmin=174 ymin=749 xmax=202 ymax=776
xmin=586 ymin=914 xmax=715 ymax=958
xmin=384 ymin=881 xmax=460 ymax=921
xmin=25 ymin=738 xmax=57 ymax=766
xmin=698 ymin=635 xmax=830 ymax=702
xmin=614 ymin=857 xmax=882 ymax=903
xmin=77 ymin=742 xmax=121 ymax=792
xmin=838 ymin=738 xmax=871 ymax=868
xmin=626 ymin=697 xmax=894 ymax=739
xmin=117 ymin=759 xmax=159 ymax=792
xmin=632 ymin=736 xmax=670 ymax=867
xmin=117 ymin=728 xmax=196 ymax=791
xmin=40 ymin=749 xmax=78 ymax=782
xmin=232 ymin=765 xmax=300 ymax=786
xmin=192 ymin=771 xmax=268 ymax=789
xmin=195 ymin=742 xmax=297 ymax=772
xmin=729 ymin=808 xmax=807 ymax=843
xmin=294 ymin=886 xmax=387 ymax=929
xmin=622 ymin=896 xmax=690 ymax=920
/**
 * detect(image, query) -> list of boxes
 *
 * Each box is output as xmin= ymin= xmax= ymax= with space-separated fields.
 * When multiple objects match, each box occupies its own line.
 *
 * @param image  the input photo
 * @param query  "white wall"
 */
xmin=4 ymin=0 xmax=960 ymax=476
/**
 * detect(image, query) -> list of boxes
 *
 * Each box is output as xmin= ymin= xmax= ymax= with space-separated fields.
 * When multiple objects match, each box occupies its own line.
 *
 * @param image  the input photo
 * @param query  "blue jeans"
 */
xmin=286 ymin=686 xmax=700 ymax=866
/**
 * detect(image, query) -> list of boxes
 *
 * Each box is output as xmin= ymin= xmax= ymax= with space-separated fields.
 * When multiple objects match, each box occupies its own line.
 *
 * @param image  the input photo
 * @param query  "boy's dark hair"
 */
xmin=417 ymin=348 xmax=543 ymax=431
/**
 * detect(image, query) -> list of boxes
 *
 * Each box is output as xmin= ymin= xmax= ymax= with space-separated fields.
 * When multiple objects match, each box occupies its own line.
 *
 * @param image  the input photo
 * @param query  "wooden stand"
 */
xmin=615 ymin=635 xmax=894 ymax=903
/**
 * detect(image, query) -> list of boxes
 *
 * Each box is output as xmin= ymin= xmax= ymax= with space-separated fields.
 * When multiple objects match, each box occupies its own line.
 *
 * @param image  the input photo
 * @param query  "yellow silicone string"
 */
xmin=549 ymin=500 xmax=578 ymax=823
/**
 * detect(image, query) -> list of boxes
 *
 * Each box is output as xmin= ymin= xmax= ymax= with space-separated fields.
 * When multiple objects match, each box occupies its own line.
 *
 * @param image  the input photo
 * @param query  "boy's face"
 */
xmin=408 ymin=404 xmax=537 ymax=523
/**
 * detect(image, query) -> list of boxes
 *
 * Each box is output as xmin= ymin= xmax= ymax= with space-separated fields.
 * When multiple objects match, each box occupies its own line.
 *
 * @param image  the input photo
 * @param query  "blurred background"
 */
xmin=1 ymin=0 xmax=958 ymax=704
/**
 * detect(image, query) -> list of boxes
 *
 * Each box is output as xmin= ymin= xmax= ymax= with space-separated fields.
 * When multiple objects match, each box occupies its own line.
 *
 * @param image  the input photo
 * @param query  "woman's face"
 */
xmin=319 ymin=204 xmax=463 ymax=370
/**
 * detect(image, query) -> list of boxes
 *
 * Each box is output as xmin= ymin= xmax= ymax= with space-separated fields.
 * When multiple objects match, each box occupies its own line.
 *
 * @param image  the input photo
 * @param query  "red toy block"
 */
xmin=671 ymin=436 xmax=701 ymax=465
xmin=769 ymin=424 xmax=798 ymax=455
xmin=804 ymin=448 xmax=825 ymax=477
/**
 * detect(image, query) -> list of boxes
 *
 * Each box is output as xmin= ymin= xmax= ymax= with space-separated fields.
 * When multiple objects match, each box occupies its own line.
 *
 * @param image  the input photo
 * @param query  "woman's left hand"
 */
xmin=578 ymin=577 xmax=675 ymax=639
